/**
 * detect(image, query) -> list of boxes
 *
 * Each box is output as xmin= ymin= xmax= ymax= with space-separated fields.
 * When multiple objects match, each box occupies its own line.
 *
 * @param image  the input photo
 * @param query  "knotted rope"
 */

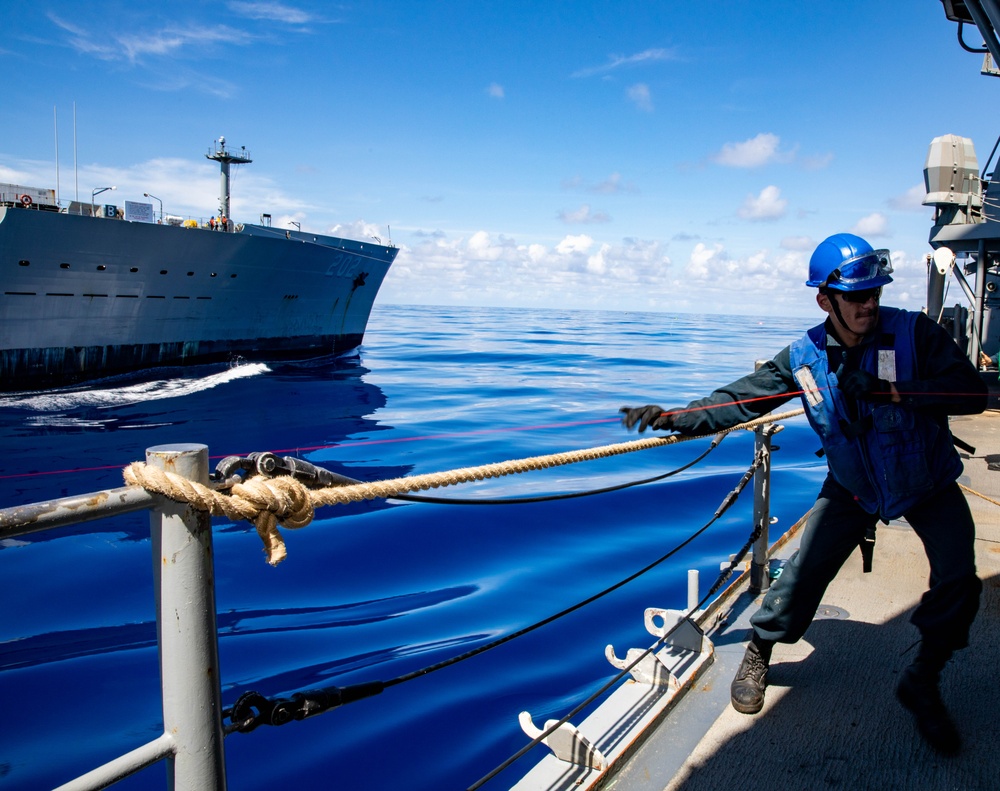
xmin=123 ymin=408 xmax=804 ymax=565
xmin=122 ymin=464 xmax=314 ymax=564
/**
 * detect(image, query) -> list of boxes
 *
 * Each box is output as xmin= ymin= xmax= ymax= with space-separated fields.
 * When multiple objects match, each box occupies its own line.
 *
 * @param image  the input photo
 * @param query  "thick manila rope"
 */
xmin=959 ymin=482 xmax=1000 ymax=508
xmin=123 ymin=408 xmax=805 ymax=565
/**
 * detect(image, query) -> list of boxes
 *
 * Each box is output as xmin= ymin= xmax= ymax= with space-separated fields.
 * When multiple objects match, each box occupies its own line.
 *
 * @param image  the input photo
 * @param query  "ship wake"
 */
xmin=0 ymin=363 xmax=270 ymax=413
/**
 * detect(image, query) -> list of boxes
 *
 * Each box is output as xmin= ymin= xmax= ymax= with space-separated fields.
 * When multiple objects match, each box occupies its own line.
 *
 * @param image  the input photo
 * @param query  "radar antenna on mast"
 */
xmin=206 ymin=137 xmax=252 ymax=230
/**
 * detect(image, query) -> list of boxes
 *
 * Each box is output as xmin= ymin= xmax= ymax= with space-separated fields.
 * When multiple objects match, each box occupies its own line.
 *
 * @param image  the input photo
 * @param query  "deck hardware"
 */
xmin=211 ymin=452 xmax=356 ymax=489
xmin=643 ymin=607 xmax=705 ymax=653
xmin=605 ymin=608 xmax=706 ymax=687
xmin=687 ymin=568 xmax=699 ymax=613
xmin=604 ymin=645 xmax=678 ymax=687
xmin=814 ymin=604 xmax=850 ymax=620
xmin=518 ymin=712 xmax=606 ymax=769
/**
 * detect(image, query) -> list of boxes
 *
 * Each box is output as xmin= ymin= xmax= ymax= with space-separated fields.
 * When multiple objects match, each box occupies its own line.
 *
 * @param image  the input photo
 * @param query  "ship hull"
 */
xmin=0 ymin=207 xmax=396 ymax=390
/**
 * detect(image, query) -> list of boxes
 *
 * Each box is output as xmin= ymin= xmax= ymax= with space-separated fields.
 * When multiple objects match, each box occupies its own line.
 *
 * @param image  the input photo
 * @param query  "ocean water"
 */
xmin=0 ymin=304 xmax=827 ymax=790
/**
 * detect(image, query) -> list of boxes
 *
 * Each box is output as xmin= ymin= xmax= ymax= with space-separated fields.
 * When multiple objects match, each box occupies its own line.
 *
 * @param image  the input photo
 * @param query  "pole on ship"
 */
xmin=148 ymin=444 xmax=228 ymax=790
xmin=206 ymin=137 xmax=251 ymax=232
xmin=973 ymin=239 xmax=988 ymax=363
xmin=749 ymin=359 xmax=774 ymax=594
xmin=54 ymin=106 xmax=60 ymax=207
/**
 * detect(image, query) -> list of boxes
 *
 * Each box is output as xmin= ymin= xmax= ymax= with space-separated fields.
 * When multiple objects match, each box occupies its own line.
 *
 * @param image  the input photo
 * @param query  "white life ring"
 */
xmin=19 ymin=194 xmax=32 ymax=207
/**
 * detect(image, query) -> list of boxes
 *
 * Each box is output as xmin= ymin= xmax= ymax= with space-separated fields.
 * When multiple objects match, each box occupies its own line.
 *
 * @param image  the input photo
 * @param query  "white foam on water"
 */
xmin=1 ymin=363 xmax=270 ymax=413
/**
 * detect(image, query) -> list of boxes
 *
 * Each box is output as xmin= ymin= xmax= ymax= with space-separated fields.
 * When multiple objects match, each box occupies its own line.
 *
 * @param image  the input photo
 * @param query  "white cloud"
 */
xmin=658 ymin=242 xmax=823 ymax=316
xmin=47 ymin=9 xmax=307 ymax=69
xmin=799 ymin=152 xmax=834 ymax=171
xmin=627 ymin=83 xmax=653 ymax=112
xmin=558 ymin=204 xmax=611 ymax=224
xmin=713 ymin=133 xmax=784 ymax=168
xmin=737 ymin=185 xmax=788 ymax=221
xmin=851 ymin=212 xmax=890 ymax=238
xmin=383 ymin=231 xmax=822 ymax=316
xmin=487 ymin=83 xmax=505 ymax=99
xmin=685 ymin=242 xmax=725 ymax=280
xmin=562 ymin=172 xmax=637 ymax=194
xmin=44 ymin=15 xmax=112 ymax=60
xmin=780 ymin=235 xmax=815 ymax=251
xmin=527 ymin=244 xmax=547 ymax=262
xmin=51 ymin=15 xmax=255 ymax=63
xmin=572 ymin=47 xmax=677 ymax=78
xmin=117 ymin=26 xmax=255 ymax=61
xmin=880 ymin=248 xmax=926 ymax=307
xmin=379 ymin=229 xmax=673 ymax=309
xmin=329 ymin=219 xmax=387 ymax=243
xmin=888 ymin=184 xmax=928 ymax=211
xmin=466 ymin=229 xmax=517 ymax=261
xmin=595 ymin=172 xmax=633 ymax=194
xmin=556 ymin=234 xmax=595 ymax=255
xmin=227 ymin=2 xmax=318 ymax=24
xmin=587 ymin=243 xmax=612 ymax=274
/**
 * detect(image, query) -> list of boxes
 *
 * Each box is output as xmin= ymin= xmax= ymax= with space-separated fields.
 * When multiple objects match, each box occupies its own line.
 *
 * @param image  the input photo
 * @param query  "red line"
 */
xmin=665 ymin=391 xmax=808 ymax=416
xmin=4 ymin=387 xmax=987 ymax=482
xmin=0 ymin=418 xmax=622 ymax=481
xmin=0 ymin=462 xmax=126 ymax=481
xmin=223 ymin=417 xmax=620 ymax=458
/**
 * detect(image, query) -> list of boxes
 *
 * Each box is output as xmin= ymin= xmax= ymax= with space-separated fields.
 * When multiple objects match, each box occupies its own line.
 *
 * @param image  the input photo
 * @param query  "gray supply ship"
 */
xmin=0 ymin=139 xmax=397 ymax=391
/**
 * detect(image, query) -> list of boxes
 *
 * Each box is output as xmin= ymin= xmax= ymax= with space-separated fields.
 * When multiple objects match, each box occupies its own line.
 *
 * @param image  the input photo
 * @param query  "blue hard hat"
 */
xmin=806 ymin=233 xmax=893 ymax=290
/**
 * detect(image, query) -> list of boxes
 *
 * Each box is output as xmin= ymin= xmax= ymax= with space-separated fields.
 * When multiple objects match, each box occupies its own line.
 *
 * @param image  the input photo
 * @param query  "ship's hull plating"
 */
xmin=0 ymin=207 xmax=396 ymax=390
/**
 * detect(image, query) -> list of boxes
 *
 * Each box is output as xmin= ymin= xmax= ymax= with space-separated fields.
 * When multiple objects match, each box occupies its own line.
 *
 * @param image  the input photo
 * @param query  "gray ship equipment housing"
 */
xmin=923 ymin=134 xmax=983 ymax=227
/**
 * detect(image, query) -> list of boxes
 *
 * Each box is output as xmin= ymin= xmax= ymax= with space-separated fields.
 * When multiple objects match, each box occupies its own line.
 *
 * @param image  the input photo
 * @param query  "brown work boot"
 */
xmin=730 ymin=637 xmax=772 ymax=714
xmin=896 ymin=663 xmax=961 ymax=755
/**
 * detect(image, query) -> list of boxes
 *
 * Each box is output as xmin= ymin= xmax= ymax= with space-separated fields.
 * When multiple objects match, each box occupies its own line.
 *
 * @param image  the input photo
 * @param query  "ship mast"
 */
xmin=205 ymin=137 xmax=252 ymax=227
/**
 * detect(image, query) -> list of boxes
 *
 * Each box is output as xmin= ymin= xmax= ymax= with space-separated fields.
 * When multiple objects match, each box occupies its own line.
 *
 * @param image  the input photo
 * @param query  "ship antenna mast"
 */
xmin=206 ymin=136 xmax=252 ymax=227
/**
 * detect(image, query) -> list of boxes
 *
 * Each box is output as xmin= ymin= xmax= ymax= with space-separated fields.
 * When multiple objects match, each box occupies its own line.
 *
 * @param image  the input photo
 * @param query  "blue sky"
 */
xmin=2 ymin=1 xmax=996 ymax=317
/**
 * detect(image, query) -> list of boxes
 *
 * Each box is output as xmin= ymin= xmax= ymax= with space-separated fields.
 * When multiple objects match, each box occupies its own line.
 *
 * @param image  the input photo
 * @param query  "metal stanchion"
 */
xmin=749 ymin=362 xmax=773 ymax=594
xmin=148 ymin=444 xmax=227 ymax=791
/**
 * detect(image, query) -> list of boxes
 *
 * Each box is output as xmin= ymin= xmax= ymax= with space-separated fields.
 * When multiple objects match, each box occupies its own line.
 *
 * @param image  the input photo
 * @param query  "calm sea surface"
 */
xmin=0 ymin=304 xmax=826 ymax=790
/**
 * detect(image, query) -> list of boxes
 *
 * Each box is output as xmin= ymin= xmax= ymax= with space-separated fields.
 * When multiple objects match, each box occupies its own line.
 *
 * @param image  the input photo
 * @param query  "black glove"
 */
xmin=620 ymin=405 xmax=676 ymax=433
xmin=838 ymin=369 xmax=893 ymax=403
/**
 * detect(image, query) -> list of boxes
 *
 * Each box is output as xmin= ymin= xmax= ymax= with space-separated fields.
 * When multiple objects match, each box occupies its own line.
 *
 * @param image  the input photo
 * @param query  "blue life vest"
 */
xmin=788 ymin=307 xmax=962 ymax=519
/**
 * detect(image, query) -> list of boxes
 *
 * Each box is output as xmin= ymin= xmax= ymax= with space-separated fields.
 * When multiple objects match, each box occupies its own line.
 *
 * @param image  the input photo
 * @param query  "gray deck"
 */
xmin=611 ymin=411 xmax=1000 ymax=791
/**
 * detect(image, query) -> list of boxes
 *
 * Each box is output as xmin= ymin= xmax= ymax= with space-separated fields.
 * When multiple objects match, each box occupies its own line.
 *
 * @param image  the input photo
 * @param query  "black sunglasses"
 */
xmin=837 ymin=287 xmax=882 ymax=304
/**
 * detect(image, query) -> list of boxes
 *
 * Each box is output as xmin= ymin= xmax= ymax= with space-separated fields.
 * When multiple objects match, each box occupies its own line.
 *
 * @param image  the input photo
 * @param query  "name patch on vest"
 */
xmin=877 ymin=350 xmax=897 ymax=382
xmin=794 ymin=365 xmax=824 ymax=407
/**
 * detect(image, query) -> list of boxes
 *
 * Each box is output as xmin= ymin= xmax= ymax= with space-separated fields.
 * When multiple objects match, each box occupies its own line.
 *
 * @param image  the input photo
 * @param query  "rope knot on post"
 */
xmin=121 ymin=408 xmax=805 ymax=568
xmin=123 ymin=461 xmax=313 ymax=565
xmin=232 ymin=475 xmax=314 ymax=565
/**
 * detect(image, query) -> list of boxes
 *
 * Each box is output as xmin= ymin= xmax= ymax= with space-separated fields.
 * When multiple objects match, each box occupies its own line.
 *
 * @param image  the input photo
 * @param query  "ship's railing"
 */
xmin=21 ymin=197 xmax=237 ymax=230
xmin=0 ymin=417 xmax=782 ymax=791
xmin=1 ymin=445 xmax=227 ymax=791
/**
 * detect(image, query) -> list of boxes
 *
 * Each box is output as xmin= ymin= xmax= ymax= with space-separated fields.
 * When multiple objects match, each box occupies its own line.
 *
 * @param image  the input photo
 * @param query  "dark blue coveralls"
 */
xmin=669 ymin=309 xmax=986 ymax=657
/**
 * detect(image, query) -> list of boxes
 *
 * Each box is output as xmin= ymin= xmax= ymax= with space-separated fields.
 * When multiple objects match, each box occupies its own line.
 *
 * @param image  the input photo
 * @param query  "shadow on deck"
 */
xmin=665 ymin=574 xmax=1000 ymax=790
xmin=614 ymin=411 xmax=1000 ymax=791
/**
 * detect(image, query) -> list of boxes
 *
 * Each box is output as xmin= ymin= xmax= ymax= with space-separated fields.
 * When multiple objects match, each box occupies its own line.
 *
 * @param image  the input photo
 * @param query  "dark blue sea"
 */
xmin=0 ymin=304 xmax=826 ymax=790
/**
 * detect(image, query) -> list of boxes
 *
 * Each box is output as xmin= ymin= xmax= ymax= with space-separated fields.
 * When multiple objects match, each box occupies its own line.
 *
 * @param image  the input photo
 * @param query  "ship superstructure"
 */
xmin=924 ymin=1 xmax=1000 ymax=363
